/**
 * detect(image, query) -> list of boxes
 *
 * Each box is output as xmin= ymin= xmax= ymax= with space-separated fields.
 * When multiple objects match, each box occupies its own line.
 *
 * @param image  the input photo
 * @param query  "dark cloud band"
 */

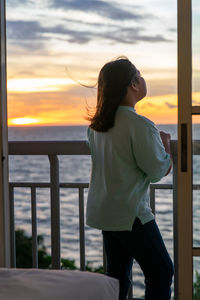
xmin=50 ymin=0 xmax=147 ymax=21
xmin=165 ymin=102 xmax=177 ymax=109
xmin=7 ymin=19 xmax=171 ymax=50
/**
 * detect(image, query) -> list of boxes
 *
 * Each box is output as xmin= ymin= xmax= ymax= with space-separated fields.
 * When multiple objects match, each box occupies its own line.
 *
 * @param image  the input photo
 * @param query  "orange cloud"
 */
xmin=7 ymin=78 xmax=73 ymax=93
xmin=136 ymin=93 xmax=178 ymax=124
xmin=8 ymin=90 xmax=200 ymax=126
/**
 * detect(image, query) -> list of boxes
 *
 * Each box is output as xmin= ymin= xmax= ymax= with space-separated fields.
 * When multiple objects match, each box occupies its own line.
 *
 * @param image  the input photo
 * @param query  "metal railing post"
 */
xmin=48 ymin=155 xmax=60 ymax=269
xmin=127 ymin=270 xmax=133 ymax=299
xmin=171 ymin=140 xmax=178 ymax=299
xmin=9 ymin=185 xmax=16 ymax=267
xmin=78 ymin=187 xmax=85 ymax=270
xmin=31 ymin=186 xmax=38 ymax=268
xmin=150 ymin=185 xmax=156 ymax=216
xmin=103 ymin=239 xmax=107 ymax=274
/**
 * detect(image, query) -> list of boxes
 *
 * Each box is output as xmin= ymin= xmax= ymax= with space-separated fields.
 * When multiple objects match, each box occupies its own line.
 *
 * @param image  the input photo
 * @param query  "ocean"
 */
xmin=8 ymin=124 xmax=200 ymax=298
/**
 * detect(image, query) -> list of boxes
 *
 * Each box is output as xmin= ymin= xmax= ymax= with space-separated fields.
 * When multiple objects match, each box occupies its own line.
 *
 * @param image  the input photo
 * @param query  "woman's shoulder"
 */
xmin=124 ymin=110 xmax=158 ymax=133
xmin=136 ymin=113 xmax=157 ymax=129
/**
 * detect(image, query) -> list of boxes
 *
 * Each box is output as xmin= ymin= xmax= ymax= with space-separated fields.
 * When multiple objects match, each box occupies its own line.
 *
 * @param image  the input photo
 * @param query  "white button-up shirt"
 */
xmin=86 ymin=106 xmax=171 ymax=231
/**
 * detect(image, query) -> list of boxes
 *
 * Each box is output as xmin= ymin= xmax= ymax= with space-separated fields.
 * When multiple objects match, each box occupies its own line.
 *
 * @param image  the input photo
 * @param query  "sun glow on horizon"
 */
xmin=9 ymin=117 xmax=41 ymax=126
xmin=7 ymin=93 xmax=179 ymax=127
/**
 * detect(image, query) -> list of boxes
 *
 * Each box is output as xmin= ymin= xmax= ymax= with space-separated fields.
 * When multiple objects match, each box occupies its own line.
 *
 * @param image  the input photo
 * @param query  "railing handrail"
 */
xmin=8 ymin=139 xmax=183 ymax=156
xmin=8 ymin=140 xmax=90 ymax=155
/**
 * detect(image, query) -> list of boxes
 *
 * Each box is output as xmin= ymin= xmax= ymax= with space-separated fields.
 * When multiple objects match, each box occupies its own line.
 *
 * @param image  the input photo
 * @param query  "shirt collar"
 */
xmin=117 ymin=105 xmax=136 ymax=113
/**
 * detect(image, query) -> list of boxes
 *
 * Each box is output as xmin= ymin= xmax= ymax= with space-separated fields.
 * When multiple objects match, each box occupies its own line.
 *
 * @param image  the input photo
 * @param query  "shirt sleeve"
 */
xmin=131 ymin=119 xmax=171 ymax=183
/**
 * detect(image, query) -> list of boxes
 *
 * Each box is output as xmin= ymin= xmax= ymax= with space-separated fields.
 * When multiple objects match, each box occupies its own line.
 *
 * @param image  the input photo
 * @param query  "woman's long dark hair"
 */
xmin=86 ymin=57 xmax=138 ymax=132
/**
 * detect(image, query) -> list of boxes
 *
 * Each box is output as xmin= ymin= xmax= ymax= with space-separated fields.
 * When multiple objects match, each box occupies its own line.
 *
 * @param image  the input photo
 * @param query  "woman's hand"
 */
xmin=160 ymin=131 xmax=172 ymax=175
xmin=160 ymin=131 xmax=171 ymax=154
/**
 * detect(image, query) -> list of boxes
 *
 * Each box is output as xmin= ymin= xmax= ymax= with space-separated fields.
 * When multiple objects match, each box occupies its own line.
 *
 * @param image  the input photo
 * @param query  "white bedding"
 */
xmin=0 ymin=268 xmax=119 ymax=300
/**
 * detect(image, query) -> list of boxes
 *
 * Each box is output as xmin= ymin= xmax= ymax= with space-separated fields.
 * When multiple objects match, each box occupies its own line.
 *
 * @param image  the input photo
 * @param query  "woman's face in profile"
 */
xmin=136 ymin=69 xmax=147 ymax=100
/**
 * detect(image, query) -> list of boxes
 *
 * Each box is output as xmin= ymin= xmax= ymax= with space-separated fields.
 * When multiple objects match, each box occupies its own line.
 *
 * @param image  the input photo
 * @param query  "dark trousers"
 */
xmin=102 ymin=218 xmax=174 ymax=300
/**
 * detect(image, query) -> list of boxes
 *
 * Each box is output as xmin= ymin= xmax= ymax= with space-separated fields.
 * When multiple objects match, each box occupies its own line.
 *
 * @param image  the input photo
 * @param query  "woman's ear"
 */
xmin=130 ymin=81 xmax=139 ymax=92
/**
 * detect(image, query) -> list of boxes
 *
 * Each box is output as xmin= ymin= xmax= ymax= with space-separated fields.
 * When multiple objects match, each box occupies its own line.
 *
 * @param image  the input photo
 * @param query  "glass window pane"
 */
xmin=192 ymin=0 xmax=200 ymax=105
xmin=193 ymin=257 xmax=200 ymax=299
xmin=7 ymin=0 xmax=177 ymax=296
xmin=7 ymin=0 xmax=177 ymax=128
xmin=192 ymin=116 xmax=200 ymax=247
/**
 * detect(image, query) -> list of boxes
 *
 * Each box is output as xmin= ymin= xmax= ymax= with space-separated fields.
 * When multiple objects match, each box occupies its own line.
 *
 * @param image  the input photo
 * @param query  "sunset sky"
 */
xmin=6 ymin=0 xmax=200 ymax=126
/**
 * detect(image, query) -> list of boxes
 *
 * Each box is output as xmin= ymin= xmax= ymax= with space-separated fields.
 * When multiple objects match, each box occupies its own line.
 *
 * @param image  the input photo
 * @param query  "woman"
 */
xmin=86 ymin=57 xmax=174 ymax=300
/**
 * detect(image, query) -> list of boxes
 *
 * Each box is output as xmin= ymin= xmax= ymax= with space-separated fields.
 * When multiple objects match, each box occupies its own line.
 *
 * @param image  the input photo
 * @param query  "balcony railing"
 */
xmin=8 ymin=140 xmax=200 ymax=299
